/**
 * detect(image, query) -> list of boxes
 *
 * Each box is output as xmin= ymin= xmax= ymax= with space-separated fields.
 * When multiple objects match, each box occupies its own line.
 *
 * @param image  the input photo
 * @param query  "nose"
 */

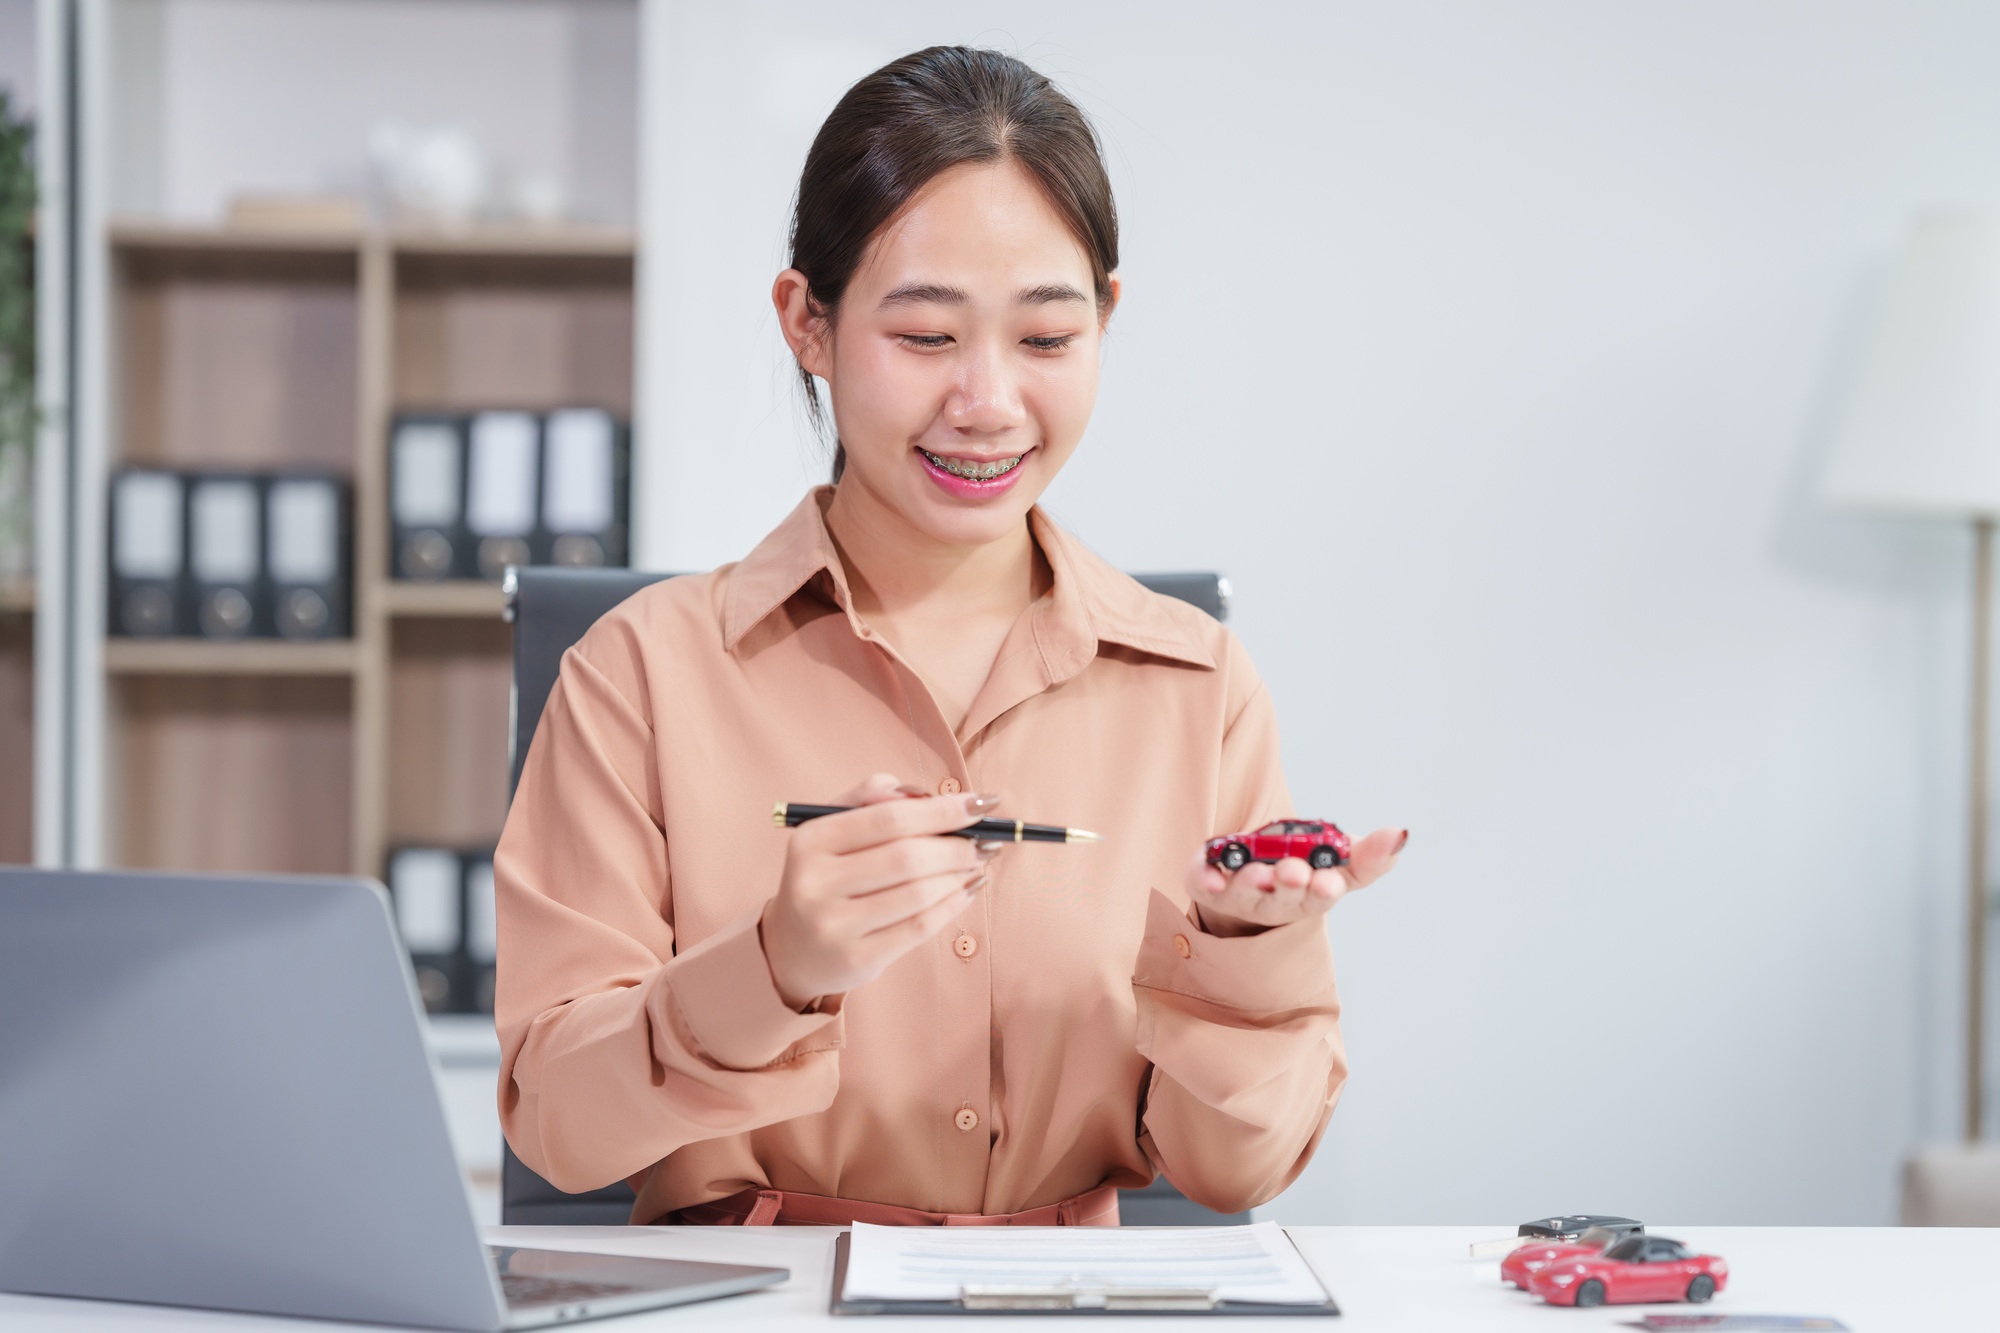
xmin=943 ymin=337 xmax=1027 ymax=439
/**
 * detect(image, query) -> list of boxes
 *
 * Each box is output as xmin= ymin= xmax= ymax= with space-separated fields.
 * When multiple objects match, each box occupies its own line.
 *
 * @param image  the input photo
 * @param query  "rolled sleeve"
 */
xmin=667 ymin=908 xmax=842 ymax=1071
xmin=1134 ymin=889 xmax=1337 ymax=1014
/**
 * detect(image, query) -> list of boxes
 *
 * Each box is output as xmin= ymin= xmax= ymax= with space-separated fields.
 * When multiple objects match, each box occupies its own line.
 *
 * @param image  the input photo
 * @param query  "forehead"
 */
xmin=850 ymin=159 xmax=1094 ymax=298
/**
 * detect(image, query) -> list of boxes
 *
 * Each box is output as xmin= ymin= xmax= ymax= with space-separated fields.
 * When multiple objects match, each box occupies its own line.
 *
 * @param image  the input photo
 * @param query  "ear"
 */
xmin=1098 ymin=273 xmax=1122 ymax=331
xmin=773 ymin=268 xmax=834 ymax=380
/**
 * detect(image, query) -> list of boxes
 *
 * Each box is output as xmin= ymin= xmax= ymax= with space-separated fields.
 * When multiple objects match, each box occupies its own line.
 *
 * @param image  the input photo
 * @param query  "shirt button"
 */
xmin=954 ymin=1108 xmax=980 ymax=1132
xmin=1173 ymin=934 xmax=1193 ymax=960
xmin=938 ymin=777 xmax=962 ymax=795
xmin=953 ymin=933 xmax=978 ymax=959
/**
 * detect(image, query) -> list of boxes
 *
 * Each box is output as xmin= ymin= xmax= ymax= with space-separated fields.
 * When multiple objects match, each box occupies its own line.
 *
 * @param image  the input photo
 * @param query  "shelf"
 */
xmin=109 ymin=218 xmax=363 ymax=255
xmin=390 ymin=224 xmax=637 ymax=258
xmin=105 ymin=637 xmax=361 ymax=676
xmin=0 ymin=577 xmax=31 ymax=615
xmin=375 ymin=580 xmax=509 ymax=619
xmin=106 ymin=219 xmax=636 ymax=260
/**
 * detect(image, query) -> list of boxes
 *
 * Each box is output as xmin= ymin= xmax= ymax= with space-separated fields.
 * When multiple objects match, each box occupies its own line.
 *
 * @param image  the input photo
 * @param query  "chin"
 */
xmin=903 ymin=488 xmax=1041 ymax=547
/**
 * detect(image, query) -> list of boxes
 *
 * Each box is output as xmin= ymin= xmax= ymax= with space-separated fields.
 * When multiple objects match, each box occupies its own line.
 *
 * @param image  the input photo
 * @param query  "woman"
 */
xmin=496 ymin=45 xmax=1404 ymax=1228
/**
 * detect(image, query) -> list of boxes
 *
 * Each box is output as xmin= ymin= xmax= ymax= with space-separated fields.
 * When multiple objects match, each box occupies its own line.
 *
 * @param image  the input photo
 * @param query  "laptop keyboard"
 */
xmin=501 ymin=1273 xmax=636 ymax=1308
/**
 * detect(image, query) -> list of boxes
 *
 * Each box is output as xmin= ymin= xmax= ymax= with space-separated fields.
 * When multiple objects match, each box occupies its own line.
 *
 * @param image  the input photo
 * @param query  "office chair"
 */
xmin=499 ymin=564 xmax=1245 ymax=1226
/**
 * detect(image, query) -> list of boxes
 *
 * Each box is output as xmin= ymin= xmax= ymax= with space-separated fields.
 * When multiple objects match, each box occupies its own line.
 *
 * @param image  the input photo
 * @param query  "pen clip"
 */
xmin=959 ymin=1283 xmax=1220 ymax=1311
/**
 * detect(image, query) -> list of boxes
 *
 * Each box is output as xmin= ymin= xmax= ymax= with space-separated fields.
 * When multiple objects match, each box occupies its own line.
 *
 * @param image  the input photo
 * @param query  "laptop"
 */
xmin=0 ymin=868 xmax=788 ymax=1330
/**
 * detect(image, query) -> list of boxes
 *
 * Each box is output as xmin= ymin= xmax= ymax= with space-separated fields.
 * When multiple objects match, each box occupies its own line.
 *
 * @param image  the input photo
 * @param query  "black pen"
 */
xmin=772 ymin=802 xmax=1102 ymax=845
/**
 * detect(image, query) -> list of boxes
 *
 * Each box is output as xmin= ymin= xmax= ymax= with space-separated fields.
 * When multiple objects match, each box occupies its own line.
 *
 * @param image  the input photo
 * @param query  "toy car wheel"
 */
xmin=1574 ymin=1280 xmax=1605 ymax=1308
xmin=1308 ymin=846 xmax=1337 ymax=869
xmin=1686 ymin=1275 xmax=1715 ymax=1304
xmin=1220 ymin=843 xmax=1249 ymax=870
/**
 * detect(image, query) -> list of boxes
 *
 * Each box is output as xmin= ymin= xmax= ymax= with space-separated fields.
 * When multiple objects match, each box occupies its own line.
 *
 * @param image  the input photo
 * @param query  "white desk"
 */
xmin=1 ymin=1225 xmax=1990 ymax=1330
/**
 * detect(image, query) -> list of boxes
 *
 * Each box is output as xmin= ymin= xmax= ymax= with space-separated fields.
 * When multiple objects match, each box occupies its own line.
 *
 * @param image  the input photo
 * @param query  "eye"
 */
xmin=896 ymin=333 xmax=953 ymax=350
xmin=1023 ymin=334 xmax=1078 ymax=352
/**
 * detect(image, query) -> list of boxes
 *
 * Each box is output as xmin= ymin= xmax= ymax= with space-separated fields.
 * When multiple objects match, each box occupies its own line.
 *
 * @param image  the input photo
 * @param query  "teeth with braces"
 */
xmin=922 ymin=449 xmax=1023 ymax=481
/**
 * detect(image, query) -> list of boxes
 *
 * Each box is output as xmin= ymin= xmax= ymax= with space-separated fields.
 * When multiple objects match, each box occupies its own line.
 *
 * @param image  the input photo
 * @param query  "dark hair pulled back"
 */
xmin=787 ymin=46 xmax=1119 ymax=481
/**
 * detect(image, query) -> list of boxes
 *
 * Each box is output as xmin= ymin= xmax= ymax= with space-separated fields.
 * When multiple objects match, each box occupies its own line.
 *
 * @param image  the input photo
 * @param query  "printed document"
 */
xmin=840 ymin=1221 xmax=1330 ymax=1305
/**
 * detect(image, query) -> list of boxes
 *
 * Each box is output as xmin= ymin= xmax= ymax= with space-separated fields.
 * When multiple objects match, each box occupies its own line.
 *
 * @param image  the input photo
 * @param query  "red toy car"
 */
xmin=1500 ymin=1224 xmax=1643 ymax=1289
xmin=1205 ymin=819 xmax=1351 ymax=872
xmin=1527 ymin=1235 xmax=1728 ymax=1307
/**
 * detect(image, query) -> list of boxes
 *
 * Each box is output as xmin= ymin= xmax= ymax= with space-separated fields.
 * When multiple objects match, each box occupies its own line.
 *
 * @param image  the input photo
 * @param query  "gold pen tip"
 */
xmin=772 ymin=801 xmax=787 ymax=828
xmin=1068 ymin=828 xmax=1102 ymax=844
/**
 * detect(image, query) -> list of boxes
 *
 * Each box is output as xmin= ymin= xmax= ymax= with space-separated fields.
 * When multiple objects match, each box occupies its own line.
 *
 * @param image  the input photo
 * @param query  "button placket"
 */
xmin=938 ymin=824 xmax=993 ymax=1201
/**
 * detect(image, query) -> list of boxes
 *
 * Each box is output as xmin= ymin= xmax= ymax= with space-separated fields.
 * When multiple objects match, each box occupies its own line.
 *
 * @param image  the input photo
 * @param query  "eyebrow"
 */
xmin=1017 ymin=283 xmax=1090 ymax=306
xmin=877 ymin=282 xmax=1091 ymax=309
xmin=879 ymin=282 xmax=968 ymax=308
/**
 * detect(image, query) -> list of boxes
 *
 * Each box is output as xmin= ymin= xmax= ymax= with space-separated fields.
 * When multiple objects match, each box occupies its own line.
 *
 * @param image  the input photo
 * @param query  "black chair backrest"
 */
xmin=498 ymin=564 xmax=1241 ymax=1226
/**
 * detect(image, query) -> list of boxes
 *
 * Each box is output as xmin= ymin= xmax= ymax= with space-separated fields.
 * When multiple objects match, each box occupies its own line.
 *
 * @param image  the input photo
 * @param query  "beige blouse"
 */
xmin=495 ymin=487 xmax=1346 ymax=1224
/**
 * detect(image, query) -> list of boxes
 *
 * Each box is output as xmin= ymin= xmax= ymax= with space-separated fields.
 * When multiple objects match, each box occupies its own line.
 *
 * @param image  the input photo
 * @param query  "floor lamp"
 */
xmin=1822 ymin=211 xmax=2000 ymax=1143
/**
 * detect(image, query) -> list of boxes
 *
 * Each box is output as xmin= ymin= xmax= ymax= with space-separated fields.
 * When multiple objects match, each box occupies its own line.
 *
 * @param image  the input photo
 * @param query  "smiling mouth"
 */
xmin=919 ymin=448 xmax=1024 ymax=481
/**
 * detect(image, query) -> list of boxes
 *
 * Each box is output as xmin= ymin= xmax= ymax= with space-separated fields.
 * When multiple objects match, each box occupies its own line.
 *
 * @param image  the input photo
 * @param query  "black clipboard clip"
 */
xmin=961 ymin=1284 xmax=1220 ymax=1312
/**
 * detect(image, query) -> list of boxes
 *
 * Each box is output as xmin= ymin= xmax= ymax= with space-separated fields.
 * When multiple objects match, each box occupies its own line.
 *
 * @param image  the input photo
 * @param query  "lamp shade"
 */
xmin=1822 ymin=212 xmax=2000 ymax=517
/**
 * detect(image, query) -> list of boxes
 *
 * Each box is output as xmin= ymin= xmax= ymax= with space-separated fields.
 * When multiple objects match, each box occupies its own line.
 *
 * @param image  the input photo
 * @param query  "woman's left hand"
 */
xmin=1184 ymin=828 xmax=1408 ymax=938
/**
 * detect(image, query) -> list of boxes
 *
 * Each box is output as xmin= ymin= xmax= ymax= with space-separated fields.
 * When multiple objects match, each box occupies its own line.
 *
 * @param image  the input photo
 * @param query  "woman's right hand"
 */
xmin=761 ymin=773 xmax=1001 ymax=1011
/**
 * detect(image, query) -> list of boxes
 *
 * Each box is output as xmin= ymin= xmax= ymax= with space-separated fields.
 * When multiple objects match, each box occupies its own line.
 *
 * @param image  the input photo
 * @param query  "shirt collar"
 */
xmin=722 ymin=486 xmax=1217 ymax=673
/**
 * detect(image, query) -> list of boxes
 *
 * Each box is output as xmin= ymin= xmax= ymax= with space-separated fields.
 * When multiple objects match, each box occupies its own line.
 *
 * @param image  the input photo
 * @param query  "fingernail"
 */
xmin=1394 ymin=829 xmax=1410 ymax=854
xmin=965 ymin=793 xmax=1003 ymax=814
xmin=975 ymin=841 xmax=1005 ymax=859
xmin=965 ymin=871 xmax=989 ymax=893
xmin=895 ymin=783 xmax=929 ymax=798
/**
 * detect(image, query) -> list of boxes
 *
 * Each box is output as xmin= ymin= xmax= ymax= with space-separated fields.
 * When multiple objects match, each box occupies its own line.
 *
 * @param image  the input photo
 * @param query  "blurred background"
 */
xmin=7 ymin=0 xmax=2000 ymax=1230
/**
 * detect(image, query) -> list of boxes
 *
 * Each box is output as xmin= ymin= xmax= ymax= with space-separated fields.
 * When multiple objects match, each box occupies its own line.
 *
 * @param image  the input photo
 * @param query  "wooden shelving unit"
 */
xmin=98 ymin=221 xmax=636 ymax=880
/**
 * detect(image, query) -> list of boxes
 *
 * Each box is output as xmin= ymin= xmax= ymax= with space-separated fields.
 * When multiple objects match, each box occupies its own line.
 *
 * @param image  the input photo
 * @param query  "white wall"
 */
xmin=640 ymin=0 xmax=2000 ymax=1225
xmin=107 ymin=0 xmax=636 ymax=223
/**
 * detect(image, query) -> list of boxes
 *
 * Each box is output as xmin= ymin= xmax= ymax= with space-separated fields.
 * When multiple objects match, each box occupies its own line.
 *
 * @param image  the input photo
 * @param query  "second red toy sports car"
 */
xmin=1499 ymin=1224 xmax=1642 ymax=1289
xmin=1527 ymin=1235 xmax=1729 ymax=1307
xmin=1205 ymin=820 xmax=1351 ymax=871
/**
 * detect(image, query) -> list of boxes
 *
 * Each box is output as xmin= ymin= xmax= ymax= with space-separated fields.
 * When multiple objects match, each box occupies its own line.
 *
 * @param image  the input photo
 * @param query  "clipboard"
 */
xmin=827 ymin=1231 xmax=1341 ymax=1317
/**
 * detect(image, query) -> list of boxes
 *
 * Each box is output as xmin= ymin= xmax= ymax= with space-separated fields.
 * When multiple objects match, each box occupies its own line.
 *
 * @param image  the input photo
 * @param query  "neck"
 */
xmin=821 ymin=479 xmax=1039 ymax=624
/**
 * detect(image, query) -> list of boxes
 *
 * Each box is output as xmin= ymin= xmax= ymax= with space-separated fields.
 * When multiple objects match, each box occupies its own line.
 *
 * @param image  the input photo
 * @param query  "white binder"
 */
xmin=188 ymin=477 xmax=263 ymax=639
xmin=390 ymin=417 xmax=466 ymax=580
xmin=388 ymin=848 xmax=463 ymax=1013
xmin=466 ymin=411 xmax=539 ymax=579
xmin=267 ymin=476 xmax=348 ymax=639
xmin=110 ymin=470 xmax=187 ymax=637
xmin=542 ymin=408 xmax=616 ymax=566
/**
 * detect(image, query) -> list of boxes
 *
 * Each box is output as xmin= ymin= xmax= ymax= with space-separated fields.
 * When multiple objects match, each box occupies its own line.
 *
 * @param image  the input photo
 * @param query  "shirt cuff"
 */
xmin=665 ymin=907 xmax=842 ymax=1070
xmin=1132 ymin=889 xmax=1336 ymax=1013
